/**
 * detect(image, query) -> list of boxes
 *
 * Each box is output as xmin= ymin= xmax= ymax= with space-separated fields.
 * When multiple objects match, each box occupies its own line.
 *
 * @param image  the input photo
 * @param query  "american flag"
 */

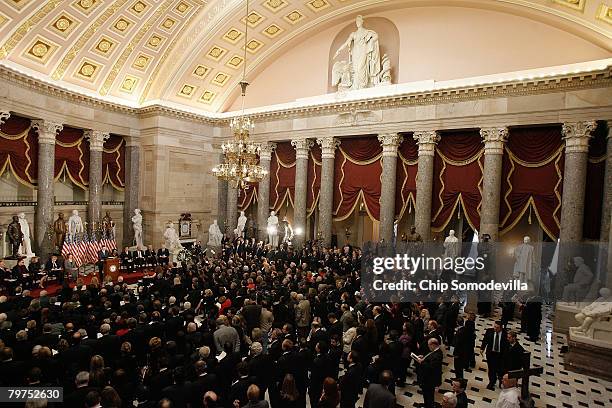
xmin=60 ymin=231 xmax=118 ymax=267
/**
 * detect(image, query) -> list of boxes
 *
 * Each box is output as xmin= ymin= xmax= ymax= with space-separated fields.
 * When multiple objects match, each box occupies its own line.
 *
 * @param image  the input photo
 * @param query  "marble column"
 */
xmin=216 ymin=153 xmax=228 ymax=233
xmin=601 ymin=121 xmax=612 ymax=242
xmin=85 ymin=130 xmax=109 ymax=233
xmin=292 ymin=139 xmax=313 ymax=248
xmin=256 ymin=142 xmax=276 ymax=241
xmin=31 ymin=120 xmax=63 ymax=259
xmin=414 ymin=131 xmax=440 ymax=241
xmin=226 ymin=185 xmax=238 ymax=236
xmin=317 ymin=137 xmax=340 ymax=247
xmin=123 ymin=138 xmax=140 ymax=247
xmin=479 ymin=127 xmax=508 ymax=240
xmin=559 ymin=121 xmax=596 ymax=243
xmin=378 ymin=133 xmax=403 ymax=243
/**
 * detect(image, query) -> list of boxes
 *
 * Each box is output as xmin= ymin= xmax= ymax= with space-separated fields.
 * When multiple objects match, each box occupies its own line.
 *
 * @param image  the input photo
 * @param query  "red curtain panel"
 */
xmin=269 ymin=142 xmax=296 ymax=211
xmin=0 ymin=115 xmax=38 ymax=186
xmin=307 ymin=144 xmax=321 ymax=216
xmin=396 ymin=134 xmax=418 ymax=219
xmin=583 ymin=121 xmax=607 ymax=240
xmin=102 ymin=134 xmax=125 ymax=190
xmin=55 ymin=126 xmax=89 ymax=188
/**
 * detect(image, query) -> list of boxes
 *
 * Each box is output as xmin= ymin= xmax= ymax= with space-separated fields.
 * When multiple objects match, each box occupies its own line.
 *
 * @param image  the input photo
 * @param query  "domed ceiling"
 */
xmin=0 ymin=0 xmax=610 ymax=113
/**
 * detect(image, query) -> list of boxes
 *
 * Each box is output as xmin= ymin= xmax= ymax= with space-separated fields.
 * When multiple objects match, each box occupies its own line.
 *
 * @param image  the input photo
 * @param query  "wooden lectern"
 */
xmin=103 ymin=257 xmax=120 ymax=282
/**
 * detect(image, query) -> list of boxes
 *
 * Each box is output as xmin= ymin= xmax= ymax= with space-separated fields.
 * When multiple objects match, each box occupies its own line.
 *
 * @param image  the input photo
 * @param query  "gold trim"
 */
xmin=338 ymin=146 xmax=382 ymax=165
xmin=588 ymin=154 xmax=607 ymax=163
xmin=506 ymin=145 xmax=564 ymax=167
xmin=275 ymin=149 xmax=296 ymax=168
xmin=0 ymin=127 xmax=35 ymax=186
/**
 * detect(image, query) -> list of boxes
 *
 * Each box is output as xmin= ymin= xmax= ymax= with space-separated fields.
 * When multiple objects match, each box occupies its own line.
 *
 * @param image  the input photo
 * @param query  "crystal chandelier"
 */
xmin=212 ymin=0 xmax=266 ymax=189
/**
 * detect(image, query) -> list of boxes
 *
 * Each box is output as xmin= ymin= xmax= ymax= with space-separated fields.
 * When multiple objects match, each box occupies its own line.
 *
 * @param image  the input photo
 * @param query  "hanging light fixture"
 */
xmin=212 ymin=0 xmax=266 ymax=189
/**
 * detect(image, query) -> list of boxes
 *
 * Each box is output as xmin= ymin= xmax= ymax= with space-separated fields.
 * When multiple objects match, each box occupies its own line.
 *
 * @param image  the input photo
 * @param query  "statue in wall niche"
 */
xmin=102 ymin=211 xmax=115 ymax=239
xmin=68 ymin=209 xmax=84 ymax=238
xmin=132 ymin=209 xmax=144 ymax=249
xmin=570 ymin=288 xmax=612 ymax=339
xmin=443 ymin=229 xmax=460 ymax=259
xmin=53 ymin=212 xmax=67 ymax=250
xmin=6 ymin=215 xmax=23 ymax=259
xmin=562 ymin=256 xmax=597 ymax=304
xmin=267 ymin=211 xmax=279 ymax=248
xmin=235 ymin=211 xmax=247 ymax=238
xmin=333 ymin=15 xmax=389 ymax=91
xmin=17 ymin=212 xmax=33 ymax=256
xmin=513 ymin=236 xmax=535 ymax=283
xmin=208 ymin=220 xmax=223 ymax=247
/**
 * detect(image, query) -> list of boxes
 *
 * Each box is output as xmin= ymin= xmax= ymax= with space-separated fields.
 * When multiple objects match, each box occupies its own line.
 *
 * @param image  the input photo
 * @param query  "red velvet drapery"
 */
xmin=333 ymin=137 xmax=382 ymax=221
xmin=102 ymin=134 xmax=125 ymax=190
xmin=307 ymin=144 xmax=321 ymax=216
xmin=583 ymin=121 xmax=607 ymax=240
xmin=0 ymin=116 xmax=38 ymax=187
xmin=55 ymin=126 xmax=89 ymax=188
xmin=238 ymin=183 xmax=258 ymax=211
xmin=396 ymin=134 xmax=418 ymax=219
xmin=269 ymin=142 xmax=296 ymax=211
xmin=499 ymin=125 xmax=564 ymax=239
xmin=431 ymin=130 xmax=483 ymax=232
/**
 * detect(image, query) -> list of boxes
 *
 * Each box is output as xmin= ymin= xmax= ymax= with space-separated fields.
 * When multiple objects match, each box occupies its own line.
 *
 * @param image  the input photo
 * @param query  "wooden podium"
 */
xmin=103 ymin=258 xmax=120 ymax=281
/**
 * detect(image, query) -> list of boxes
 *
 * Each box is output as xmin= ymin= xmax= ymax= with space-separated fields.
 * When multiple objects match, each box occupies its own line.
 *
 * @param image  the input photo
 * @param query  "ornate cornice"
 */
xmin=85 ymin=130 xmax=111 ymax=152
xmin=562 ymin=121 xmax=597 ymax=153
xmin=378 ymin=133 xmax=403 ymax=157
xmin=0 ymin=111 xmax=10 ymax=125
xmin=480 ymin=127 xmax=509 ymax=155
xmin=413 ymin=131 xmax=440 ymax=157
xmin=31 ymin=120 xmax=63 ymax=144
xmin=291 ymin=139 xmax=314 ymax=160
xmin=259 ymin=142 xmax=277 ymax=161
xmin=317 ymin=137 xmax=340 ymax=159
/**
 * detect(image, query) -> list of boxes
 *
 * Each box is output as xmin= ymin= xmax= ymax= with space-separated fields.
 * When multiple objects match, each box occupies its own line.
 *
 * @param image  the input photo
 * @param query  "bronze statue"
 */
xmin=102 ymin=211 xmax=115 ymax=238
xmin=53 ymin=213 xmax=67 ymax=249
xmin=7 ymin=215 xmax=23 ymax=258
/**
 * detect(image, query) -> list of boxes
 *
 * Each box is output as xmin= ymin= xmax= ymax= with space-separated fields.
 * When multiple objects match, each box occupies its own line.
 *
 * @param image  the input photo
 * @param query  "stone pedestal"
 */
xmin=565 ymin=337 xmax=612 ymax=382
xmin=553 ymin=303 xmax=582 ymax=334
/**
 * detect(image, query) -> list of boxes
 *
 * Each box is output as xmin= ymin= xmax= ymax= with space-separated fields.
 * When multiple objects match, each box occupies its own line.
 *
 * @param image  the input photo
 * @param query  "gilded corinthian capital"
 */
xmin=31 ymin=120 xmax=63 ymax=144
xmin=413 ymin=131 xmax=440 ymax=156
xmin=562 ymin=121 xmax=596 ymax=153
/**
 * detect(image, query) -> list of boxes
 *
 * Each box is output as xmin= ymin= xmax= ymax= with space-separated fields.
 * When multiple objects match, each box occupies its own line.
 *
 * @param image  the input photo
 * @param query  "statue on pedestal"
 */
xmin=570 ymin=288 xmax=612 ymax=340
xmin=513 ymin=236 xmax=535 ymax=283
xmin=235 ymin=211 xmax=247 ymax=238
xmin=406 ymin=225 xmax=423 ymax=256
xmin=102 ymin=211 xmax=115 ymax=239
xmin=282 ymin=216 xmax=294 ymax=245
xmin=164 ymin=222 xmax=183 ymax=256
xmin=208 ymin=220 xmax=223 ymax=247
xmin=17 ymin=212 xmax=33 ymax=256
xmin=132 ymin=209 xmax=144 ymax=249
xmin=53 ymin=213 xmax=67 ymax=249
xmin=562 ymin=257 xmax=596 ymax=304
xmin=267 ymin=211 xmax=279 ymax=248
xmin=443 ymin=229 xmax=460 ymax=259
xmin=7 ymin=215 xmax=23 ymax=259
xmin=68 ymin=210 xmax=84 ymax=238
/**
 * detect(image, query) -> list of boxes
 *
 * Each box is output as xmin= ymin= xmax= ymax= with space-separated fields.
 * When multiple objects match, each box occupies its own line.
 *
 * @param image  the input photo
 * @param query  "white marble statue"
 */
xmin=132 ymin=209 xmax=144 ymax=249
xmin=379 ymin=54 xmax=392 ymax=85
xmin=562 ymin=256 xmax=595 ymax=304
xmin=333 ymin=15 xmax=383 ymax=90
xmin=570 ymin=288 xmax=612 ymax=340
xmin=282 ymin=216 xmax=294 ymax=245
xmin=17 ymin=212 xmax=33 ymax=256
xmin=164 ymin=222 xmax=183 ymax=256
xmin=235 ymin=211 xmax=247 ymax=238
xmin=208 ymin=219 xmax=223 ymax=247
xmin=443 ymin=230 xmax=460 ymax=259
xmin=513 ymin=236 xmax=535 ymax=282
xmin=267 ymin=211 xmax=279 ymax=248
xmin=68 ymin=209 xmax=84 ymax=237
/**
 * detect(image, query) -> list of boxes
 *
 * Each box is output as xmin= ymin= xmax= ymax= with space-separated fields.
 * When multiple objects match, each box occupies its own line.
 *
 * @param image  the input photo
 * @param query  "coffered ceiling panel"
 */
xmin=0 ymin=0 xmax=610 ymax=112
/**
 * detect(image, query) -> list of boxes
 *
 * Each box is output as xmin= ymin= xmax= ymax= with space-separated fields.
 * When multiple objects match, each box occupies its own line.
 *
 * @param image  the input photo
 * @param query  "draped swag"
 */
xmin=238 ymin=183 xmax=258 ymax=211
xmin=0 ymin=115 xmax=38 ymax=187
xmin=102 ymin=135 xmax=126 ymax=191
xmin=55 ymin=126 xmax=89 ymax=189
xmin=307 ymin=144 xmax=321 ymax=217
xmin=499 ymin=125 xmax=564 ymax=239
xmin=431 ymin=130 xmax=484 ymax=232
xmin=583 ymin=121 xmax=607 ymax=240
xmin=396 ymin=134 xmax=418 ymax=219
xmin=333 ymin=137 xmax=382 ymax=221
xmin=269 ymin=142 xmax=296 ymax=211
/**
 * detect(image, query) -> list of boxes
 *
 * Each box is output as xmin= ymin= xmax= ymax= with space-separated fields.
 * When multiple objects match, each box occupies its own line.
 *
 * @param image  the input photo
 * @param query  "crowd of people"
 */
xmin=0 ymin=237 xmax=539 ymax=408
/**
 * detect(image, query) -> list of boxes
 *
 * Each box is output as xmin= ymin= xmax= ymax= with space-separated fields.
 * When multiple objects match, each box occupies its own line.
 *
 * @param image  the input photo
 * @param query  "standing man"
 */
xmin=502 ymin=331 xmax=525 ymax=374
xmin=415 ymin=338 xmax=443 ymax=408
xmin=97 ymin=245 xmax=109 ymax=281
xmin=480 ymin=321 xmax=508 ymax=390
xmin=451 ymin=378 xmax=469 ymax=408
xmin=494 ymin=374 xmax=520 ymax=408
xmin=453 ymin=317 xmax=471 ymax=379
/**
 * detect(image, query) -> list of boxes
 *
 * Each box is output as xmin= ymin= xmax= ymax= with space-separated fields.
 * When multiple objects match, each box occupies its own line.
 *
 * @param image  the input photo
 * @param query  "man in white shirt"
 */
xmin=495 ymin=374 xmax=521 ymax=408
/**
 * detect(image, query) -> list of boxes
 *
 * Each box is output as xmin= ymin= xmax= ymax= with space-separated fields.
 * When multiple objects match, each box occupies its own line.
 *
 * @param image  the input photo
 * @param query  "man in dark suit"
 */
xmin=64 ymin=371 xmax=98 ymax=407
xmin=480 ymin=320 xmax=508 ymax=390
xmin=97 ymin=246 xmax=109 ymax=281
xmin=309 ymin=341 xmax=333 ymax=407
xmin=416 ymin=338 xmax=443 ymax=408
xmin=453 ymin=317 xmax=471 ymax=379
xmin=45 ymin=255 xmax=64 ymax=284
xmin=502 ymin=331 xmax=525 ymax=374
xmin=132 ymin=247 xmax=146 ymax=271
xmin=189 ymin=360 xmax=218 ymax=408
xmin=363 ymin=370 xmax=396 ymax=408
xmin=229 ymin=362 xmax=257 ymax=407
xmin=465 ymin=312 xmax=477 ymax=368
xmin=339 ymin=351 xmax=363 ymax=408
xmin=96 ymin=323 xmax=121 ymax=361
xmin=451 ymin=378 xmax=469 ymax=408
